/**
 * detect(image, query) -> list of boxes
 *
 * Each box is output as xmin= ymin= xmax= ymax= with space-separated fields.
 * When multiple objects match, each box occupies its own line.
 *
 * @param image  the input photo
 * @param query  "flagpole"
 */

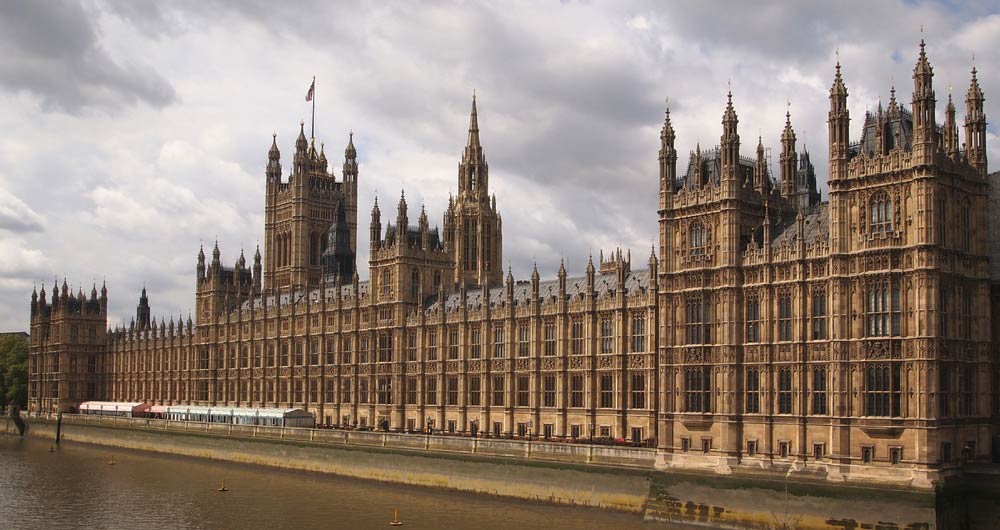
xmin=311 ymin=76 xmax=316 ymax=140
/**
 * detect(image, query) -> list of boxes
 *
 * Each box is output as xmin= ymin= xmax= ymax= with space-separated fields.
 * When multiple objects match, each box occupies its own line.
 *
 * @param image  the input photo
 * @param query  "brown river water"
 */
xmin=0 ymin=435 xmax=656 ymax=530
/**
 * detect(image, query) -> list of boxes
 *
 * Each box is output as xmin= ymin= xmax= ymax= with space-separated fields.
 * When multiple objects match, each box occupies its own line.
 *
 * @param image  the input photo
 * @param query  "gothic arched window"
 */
xmin=869 ymin=192 xmax=892 ymax=233
xmin=690 ymin=223 xmax=707 ymax=255
xmin=959 ymin=198 xmax=971 ymax=251
xmin=380 ymin=269 xmax=392 ymax=298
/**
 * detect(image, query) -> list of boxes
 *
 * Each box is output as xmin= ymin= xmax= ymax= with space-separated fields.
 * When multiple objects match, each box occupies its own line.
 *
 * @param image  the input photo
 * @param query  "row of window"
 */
xmin=685 ymin=282 xmax=904 ymax=346
xmin=684 ymin=362 xmax=967 ymax=418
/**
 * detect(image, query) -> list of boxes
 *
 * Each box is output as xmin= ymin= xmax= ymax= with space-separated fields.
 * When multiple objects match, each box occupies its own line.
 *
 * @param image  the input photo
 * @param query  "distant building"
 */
xmin=28 ymin=40 xmax=997 ymax=488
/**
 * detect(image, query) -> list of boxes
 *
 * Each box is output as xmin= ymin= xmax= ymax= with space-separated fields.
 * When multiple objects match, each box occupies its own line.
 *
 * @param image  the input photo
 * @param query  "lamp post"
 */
xmin=590 ymin=423 xmax=595 ymax=444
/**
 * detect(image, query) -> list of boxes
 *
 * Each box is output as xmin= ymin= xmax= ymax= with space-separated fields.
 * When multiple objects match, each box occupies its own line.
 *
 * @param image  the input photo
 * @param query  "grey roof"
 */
xmin=426 ymin=269 xmax=652 ymax=312
xmin=771 ymin=203 xmax=830 ymax=247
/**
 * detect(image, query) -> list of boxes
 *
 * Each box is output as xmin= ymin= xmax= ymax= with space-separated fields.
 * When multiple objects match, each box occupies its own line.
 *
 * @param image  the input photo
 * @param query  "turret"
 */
xmin=197 ymin=245 xmax=206 ymax=283
xmin=370 ymin=197 xmax=382 ymax=251
xmin=754 ymin=136 xmax=769 ymax=195
xmin=293 ymin=122 xmax=308 ymax=178
xmin=30 ymin=286 xmax=37 ymax=318
xmin=586 ymin=254 xmax=595 ymax=294
xmin=780 ymin=109 xmax=797 ymax=199
xmin=211 ymin=241 xmax=221 ymax=269
xmin=944 ymin=90 xmax=959 ymax=158
xmin=266 ymin=133 xmax=281 ymax=182
xmin=828 ymin=57 xmax=850 ymax=181
xmin=419 ymin=205 xmax=430 ymax=249
xmin=557 ymin=259 xmax=567 ymax=294
xmin=721 ymin=89 xmax=740 ymax=182
xmin=530 ymin=262 xmax=540 ymax=302
xmin=911 ymin=38 xmax=937 ymax=151
xmin=396 ymin=190 xmax=409 ymax=237
xmin=137 ymin=287 xmax=151 ymax=331
xmin=965 ymin=64 xmax=987 ymax=175
xmin=343 ymin=131 xmax=358 ymax=184
xmin=659 ymin=103 xmax=676 ymax=208
xmin=253 ymin=245 xmax=262 ymax=294
xmin=459 ymin=91 xmax=488 ymax=199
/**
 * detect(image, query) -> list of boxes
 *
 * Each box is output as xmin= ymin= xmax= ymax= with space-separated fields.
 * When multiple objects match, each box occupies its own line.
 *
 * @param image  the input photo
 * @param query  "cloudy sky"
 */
xmin=1 ymin=0 xmax=998 ymax=330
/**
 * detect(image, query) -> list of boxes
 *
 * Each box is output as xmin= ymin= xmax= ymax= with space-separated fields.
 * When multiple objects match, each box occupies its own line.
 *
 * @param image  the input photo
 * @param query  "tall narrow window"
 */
xmin=425 ymin=377 xmax=437 ymax=405
xmin=690 ymin=223 xmax=707 ymax=255
xmin=600 ymin=318 xmax=614 ymax=354
xmin=778 ymin=368 xmax=793 ymax=414
xmin=812 ymin=367 xmax=828 ymax=415
xmin=447 ymin=376 xmax=459 ymax=406
xmin=600 ymin=373 xmax=614 ymax=408
xmin=571 ymin=320 xmax=584 ymax=355
xmin=866 ymin=280 xmax=901 ymax=337
xmin=778 ymin=293 xmax=793 ymax=342
xmin=446 ymin=328 xmax=459 ymax=360
xmin=378 ymin=333 xmax=392 ymax=362
xmin=544 ymin=322 xmax=556 ymax=356
xmin=939 ymin=288 xmax=949 ymax=338
xmin=470 ymin=327 xmax=481 ymax=359
xmin=517 ymin=375 xmax=529 ymax=407
xmin=517 ymin=323 xmax=530 ymax=357
xmin=630 ymin=373 xmax=645 ymax=409
xmin=377 ymin=377 xmax=392 ymax=404
xmin=493 ymin=327 xmax=505 ymax=358
xmin=961 ymin=287 xmax=973 ymax=340
xmin=812 ymin=291 xmax=827 ymax=340
xmin=937 ymin=195 xmax=947 ymax=246
xmin=746 ymin=297 xmax=760 ymax=343
xmin=960 ymin=366 xmax=974 ymax=417
xmin=938 ymin=366 xmax=951 ymax=417
xmin=570 ymin=375 xmax=584 ymax=407
xmin=469 ymin=376 xmax=481 ymax=406
xmin=406 ymin=377 xmax=418 ymax=404
xmin=543 ymin=375 xmax=556 ymax=407
xmin=685 ymin=299 xmax=700 ymax=344
xmin=870 ymin=192 xmax=893 ymax=233
xmin=684 ymin=367 xmax=711 ymax=413
xmin=745 ymin=367 xmax=760 ymax=414
xmin=492 ymin=375 xmax=504 ymax=406
xmin=959 ymin=199 xmax=971 ymax=251
xmin=631 ymin=315 xmax=646 ymax=353
xmin=426 ymin=330 xmax=437 ymax=361
xmin=865 ymin=363 xmax=901 ymax=417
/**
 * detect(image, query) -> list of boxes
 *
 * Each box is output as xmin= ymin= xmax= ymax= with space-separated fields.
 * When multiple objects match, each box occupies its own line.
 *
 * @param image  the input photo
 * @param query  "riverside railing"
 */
xmin=40 ymin=412 xmax=656 ymax=469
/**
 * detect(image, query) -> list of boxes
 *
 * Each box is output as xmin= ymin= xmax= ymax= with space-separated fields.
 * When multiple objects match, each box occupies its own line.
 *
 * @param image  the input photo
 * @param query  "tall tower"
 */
xmin=911 ymin=38 xmax=937 ymax=162
xmin=779 ymin=109 xmax=798 ymax=200
xmin=827 ymin=58 xmax=850 ymax=253
xmin=445 ymin=93 xmax=502 ymax=288
xmin=965 ymin=65 xmax=987 ymax=177
xmin=264 ymin=125 xmax=358 ymax=291
xmin=136 ymin=287 xmax=151 ymax=331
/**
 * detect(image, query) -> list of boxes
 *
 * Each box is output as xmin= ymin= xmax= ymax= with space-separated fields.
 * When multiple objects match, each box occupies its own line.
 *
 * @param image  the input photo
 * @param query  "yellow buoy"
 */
xmin=389 ymin=509 xmax=402 ymax=526
xmin=218 ymin=480 xmax=228 ymax=492
xmin=108 ymin=455 xmax=117 ymax=466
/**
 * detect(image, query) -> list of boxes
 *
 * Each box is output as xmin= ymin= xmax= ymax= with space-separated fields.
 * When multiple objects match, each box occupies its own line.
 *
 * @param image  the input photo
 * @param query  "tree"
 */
xmin=0 ymin=334 xmax=28 ymax=410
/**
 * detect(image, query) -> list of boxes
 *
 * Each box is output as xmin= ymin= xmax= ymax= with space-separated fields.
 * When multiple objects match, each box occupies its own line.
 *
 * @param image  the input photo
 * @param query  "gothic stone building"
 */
xmin=27 ymin=41 xmax=998 ymax=488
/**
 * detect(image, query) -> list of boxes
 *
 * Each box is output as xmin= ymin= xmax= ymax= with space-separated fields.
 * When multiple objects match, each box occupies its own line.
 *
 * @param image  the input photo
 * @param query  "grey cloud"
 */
xmin=0 ymin=0 xmax=176 ymax=113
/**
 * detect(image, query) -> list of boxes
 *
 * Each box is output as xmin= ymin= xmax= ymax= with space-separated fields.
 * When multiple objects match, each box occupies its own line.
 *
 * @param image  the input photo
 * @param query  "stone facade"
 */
xmin=27 ymin=41 xmax=999 ymax=488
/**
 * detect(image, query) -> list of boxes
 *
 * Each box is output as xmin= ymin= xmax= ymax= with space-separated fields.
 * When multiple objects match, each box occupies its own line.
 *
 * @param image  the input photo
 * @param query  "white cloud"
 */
xmin=0 ymin=188 xmax=45 ymax=232
xmin=0 ymin=0 xmax=996 ymax=329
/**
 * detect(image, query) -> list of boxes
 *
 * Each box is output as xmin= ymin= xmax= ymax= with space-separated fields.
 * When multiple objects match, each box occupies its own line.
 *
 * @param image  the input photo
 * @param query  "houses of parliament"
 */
xmin=26 ymin=41 xmax=999 ymax=488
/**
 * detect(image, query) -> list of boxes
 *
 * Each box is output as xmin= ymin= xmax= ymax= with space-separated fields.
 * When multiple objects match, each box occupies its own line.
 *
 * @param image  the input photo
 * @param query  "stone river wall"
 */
xmin=4 ymin=415 xmax=987 ymax=530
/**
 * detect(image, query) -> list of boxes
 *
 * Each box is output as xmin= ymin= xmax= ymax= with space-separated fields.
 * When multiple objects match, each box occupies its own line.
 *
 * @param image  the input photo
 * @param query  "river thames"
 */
xmin=0 ymin=436 xmax=653 ymax=529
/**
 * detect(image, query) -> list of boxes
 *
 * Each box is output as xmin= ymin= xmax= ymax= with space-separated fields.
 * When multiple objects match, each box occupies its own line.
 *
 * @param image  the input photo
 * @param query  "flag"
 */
xmin=305 ymin=79 xmax=315 ymax=102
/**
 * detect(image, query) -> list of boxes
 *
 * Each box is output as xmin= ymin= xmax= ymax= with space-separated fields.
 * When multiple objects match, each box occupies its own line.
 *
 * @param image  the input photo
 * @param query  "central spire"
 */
xmin=467 ymin=89 xmax=480 ymax=148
